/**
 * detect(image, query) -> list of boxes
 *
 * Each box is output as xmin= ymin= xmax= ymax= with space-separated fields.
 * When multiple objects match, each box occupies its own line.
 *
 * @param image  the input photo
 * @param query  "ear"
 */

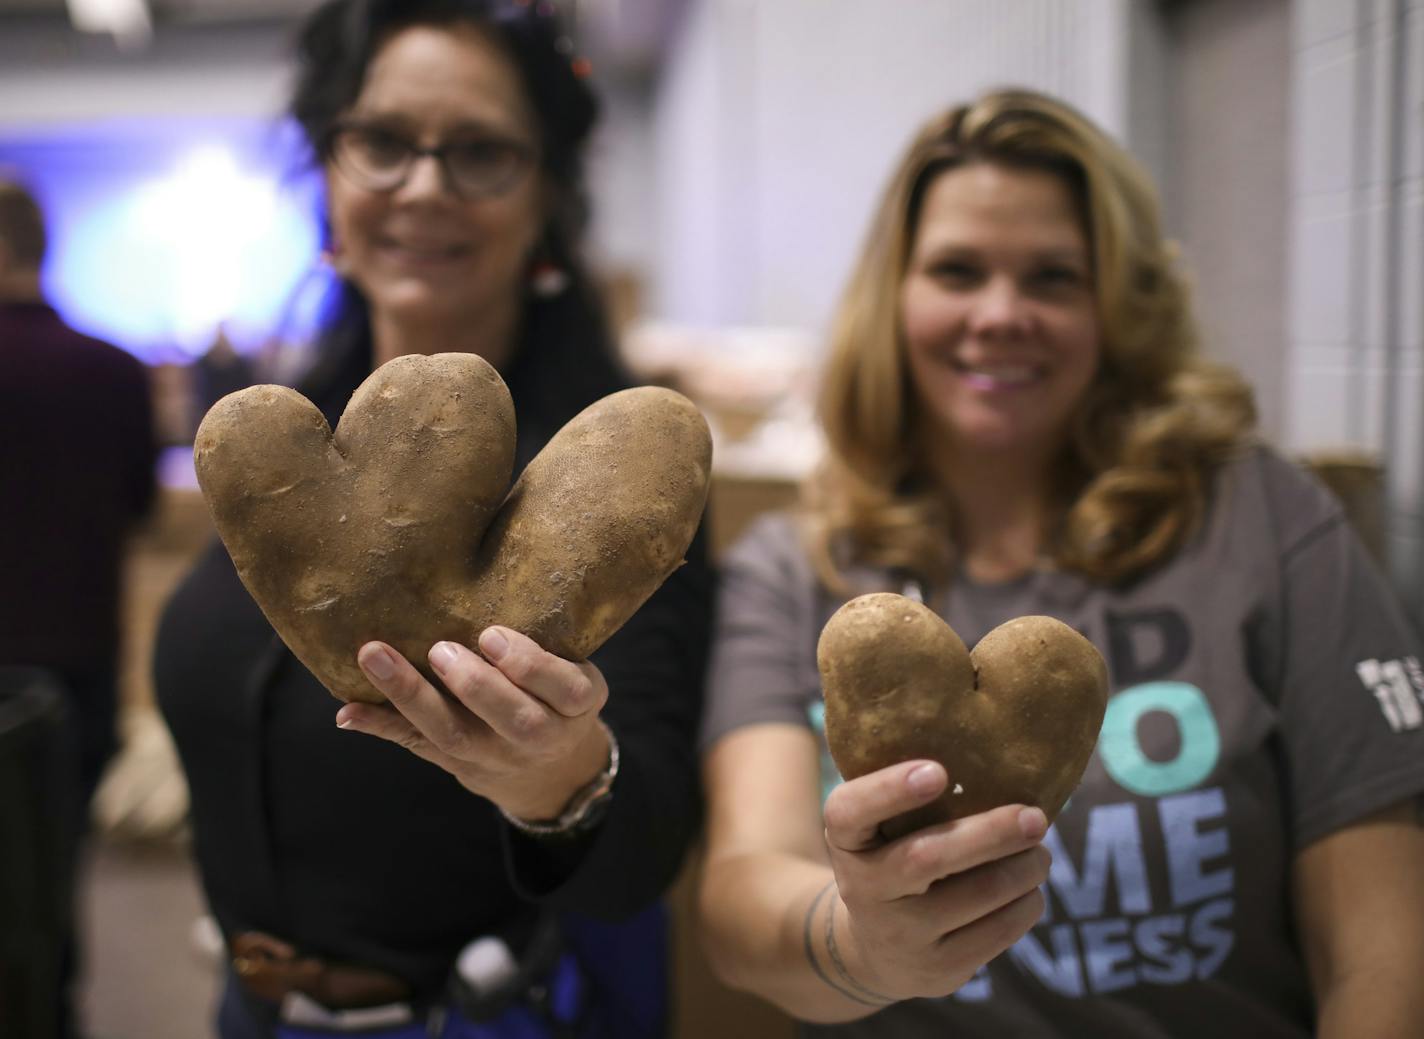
xmin=317 ymin=175 xmax=353 ymax=278
xmin=321 ymin=245 xmax=351 ymax=278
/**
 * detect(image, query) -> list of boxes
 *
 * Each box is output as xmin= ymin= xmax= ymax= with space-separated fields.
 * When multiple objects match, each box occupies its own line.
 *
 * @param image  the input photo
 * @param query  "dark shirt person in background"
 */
xmin=0 ymin=175 xmax=157 ymax=1038
xmin=193 ymin=322 xmax=256 ymax=422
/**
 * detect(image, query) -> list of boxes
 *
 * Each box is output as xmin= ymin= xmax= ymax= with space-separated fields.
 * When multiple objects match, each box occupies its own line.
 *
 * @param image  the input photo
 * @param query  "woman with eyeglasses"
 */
xmin=153 ymin=2 xmax=710 ymax=1037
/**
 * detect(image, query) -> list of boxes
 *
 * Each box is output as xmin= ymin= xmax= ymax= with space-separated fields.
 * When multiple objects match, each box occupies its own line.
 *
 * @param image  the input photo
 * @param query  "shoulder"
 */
xmin=714 ymin=510 xmax=836 ymax=636
xmin=92 ymin=337 xmax=149 ymax=385
xmin=722 ymin=509 xmax=806 ymax=574
xmin=60 ymin=323 xmax=149 ymax=385
xmin=1213 ymin=442 xmax=1345 ymax=553
xmin=1224 ymin=443 xmax=1338 ymax=506
xmin=3 ymin=308 xmax=148 ymax=390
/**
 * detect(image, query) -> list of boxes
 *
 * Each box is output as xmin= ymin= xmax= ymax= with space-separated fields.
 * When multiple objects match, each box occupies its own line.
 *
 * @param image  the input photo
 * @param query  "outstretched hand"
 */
xmin=816 ymin=760 xmax=1051 ymax=1005
xmin=337 ymin=626 xmax=611 ymax=821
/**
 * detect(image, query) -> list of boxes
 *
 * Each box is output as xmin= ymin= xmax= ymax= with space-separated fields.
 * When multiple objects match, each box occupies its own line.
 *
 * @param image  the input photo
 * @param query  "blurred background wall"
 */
xmin=2 ymin=0 xmax=1418 ymax=618
xmin=1283 ymin=0 xmax=1424 ymax=621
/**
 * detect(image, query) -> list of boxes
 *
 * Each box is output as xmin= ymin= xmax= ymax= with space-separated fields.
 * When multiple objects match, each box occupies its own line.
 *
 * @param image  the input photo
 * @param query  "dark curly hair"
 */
xmin=288 ymin=0 xmax=627 ymax=461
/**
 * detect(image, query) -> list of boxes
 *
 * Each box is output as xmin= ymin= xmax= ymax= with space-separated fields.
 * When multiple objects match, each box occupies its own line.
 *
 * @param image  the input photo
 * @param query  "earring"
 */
xmin=529 ymin=260 xmax=569 ymax=298
xmin=321 ymin=246 xmax=351 ymax=277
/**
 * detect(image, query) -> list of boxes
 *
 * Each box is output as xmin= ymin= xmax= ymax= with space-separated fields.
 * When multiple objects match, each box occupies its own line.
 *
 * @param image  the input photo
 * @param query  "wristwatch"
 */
xmin=499 ymin=721 xmax=619 ymax=839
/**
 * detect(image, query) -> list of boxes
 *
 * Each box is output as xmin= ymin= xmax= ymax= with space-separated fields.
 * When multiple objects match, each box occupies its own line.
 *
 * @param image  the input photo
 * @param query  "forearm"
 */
xmin=1295 ymin=802 xmax=1424 ymax=1039
xmin=700 ymin=851 xmax=894 ymax=1024
xmin=1316 ymin=972 xmax=1424 ymax=1038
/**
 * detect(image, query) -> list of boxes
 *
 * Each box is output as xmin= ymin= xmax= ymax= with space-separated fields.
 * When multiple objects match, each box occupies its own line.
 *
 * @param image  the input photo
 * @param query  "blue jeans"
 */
xmin=217 ymin=955 xmax=584 ymax=1039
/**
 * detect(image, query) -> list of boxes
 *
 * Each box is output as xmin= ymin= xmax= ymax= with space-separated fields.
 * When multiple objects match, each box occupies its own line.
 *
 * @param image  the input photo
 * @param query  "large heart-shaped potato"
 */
xmin=817 ymin=593 xmax=1107 ymax=838
xmin=194 ymin=352 xmax=711 ymax=704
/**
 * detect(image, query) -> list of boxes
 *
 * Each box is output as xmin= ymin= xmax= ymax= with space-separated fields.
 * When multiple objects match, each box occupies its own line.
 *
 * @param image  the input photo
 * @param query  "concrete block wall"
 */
xmin=1287 ymin=0 xmax=1424 ymax=624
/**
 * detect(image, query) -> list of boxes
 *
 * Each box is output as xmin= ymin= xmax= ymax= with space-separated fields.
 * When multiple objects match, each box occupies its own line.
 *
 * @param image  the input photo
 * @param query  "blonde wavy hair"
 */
xmin=805 ymin=88 xmax=1256 ymax=591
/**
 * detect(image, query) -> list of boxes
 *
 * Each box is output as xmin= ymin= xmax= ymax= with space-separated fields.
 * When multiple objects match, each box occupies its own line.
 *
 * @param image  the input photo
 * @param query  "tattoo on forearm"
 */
xmin=802 ymin=881 xmax=896 ymax=1008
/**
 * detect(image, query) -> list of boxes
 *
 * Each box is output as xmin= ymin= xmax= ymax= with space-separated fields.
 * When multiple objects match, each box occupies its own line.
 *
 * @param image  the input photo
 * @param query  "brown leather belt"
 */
xmin=231 ymin=931 xmax=413 ymax=1010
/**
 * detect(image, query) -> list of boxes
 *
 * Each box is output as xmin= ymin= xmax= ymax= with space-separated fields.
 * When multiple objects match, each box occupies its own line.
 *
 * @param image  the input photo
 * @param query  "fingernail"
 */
xmin=360 ymin=646 xmax=394 ymax=681
xmin=1018 ymin=807 xmax=1047 ymax=840
xmin=429 ymin=641 xmax=459 ymax=671
xmin=907 ymin=763 xmax=943 ymax=796
xmin=335 ymin=708 xmax=355 ymax=730
xmin=479 ymin=628 xmax=508 ymax=661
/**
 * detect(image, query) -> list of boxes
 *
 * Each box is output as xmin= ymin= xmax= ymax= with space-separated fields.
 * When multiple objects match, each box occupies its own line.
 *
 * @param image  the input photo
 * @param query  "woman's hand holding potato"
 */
xmin=815 ymin=758 xmax=1051 ymax=1005
xmin=338 ymin=626 xmax=611 ymax=821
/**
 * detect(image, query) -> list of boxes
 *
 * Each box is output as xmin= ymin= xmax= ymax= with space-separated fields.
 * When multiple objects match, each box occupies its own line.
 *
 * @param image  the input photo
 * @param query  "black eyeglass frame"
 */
xmin=324 ymin=121 xmax=540 ymax=200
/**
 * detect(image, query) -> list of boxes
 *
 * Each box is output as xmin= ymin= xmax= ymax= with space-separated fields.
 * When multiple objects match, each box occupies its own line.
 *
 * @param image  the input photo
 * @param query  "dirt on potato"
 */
xmin=817 ymin=593 xmax=1108 ymax=838
xmin=195 ymin=352 xmax=712 ymax=704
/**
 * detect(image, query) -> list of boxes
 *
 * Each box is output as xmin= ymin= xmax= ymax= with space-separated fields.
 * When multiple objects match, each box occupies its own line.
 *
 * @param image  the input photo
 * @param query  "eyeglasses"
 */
xmin=327 ymin=123 xmax=537 ymax=199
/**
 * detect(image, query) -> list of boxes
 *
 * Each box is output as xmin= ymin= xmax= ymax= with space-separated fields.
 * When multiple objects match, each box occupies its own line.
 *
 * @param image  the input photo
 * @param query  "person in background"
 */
xmin=697 ymin=88 xmax=1424 ymax=1037
xmin=192 ymin=322 xmax=257 ymax=422
xmin=0 ymin=176 xmax=158 ymax=1039
xmin=153 ymin=2 xmax=709 ymax=1037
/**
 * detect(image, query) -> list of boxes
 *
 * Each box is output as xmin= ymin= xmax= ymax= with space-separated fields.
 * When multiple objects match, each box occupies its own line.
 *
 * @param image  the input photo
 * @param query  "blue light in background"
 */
xmin=0 ymin=116 xmax=331 ymax=365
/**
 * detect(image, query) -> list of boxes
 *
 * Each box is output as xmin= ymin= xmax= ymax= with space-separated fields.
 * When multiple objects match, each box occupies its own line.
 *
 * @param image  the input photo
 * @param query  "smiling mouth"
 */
xmin=380 ymin=240 xmax=470 ymax=262
xmin=951 ymin=359 xmax=1043 ymax=389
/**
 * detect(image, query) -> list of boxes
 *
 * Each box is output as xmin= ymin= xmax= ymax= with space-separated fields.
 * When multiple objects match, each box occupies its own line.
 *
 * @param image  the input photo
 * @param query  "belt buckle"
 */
xmin=232 ymin=932 xmax=324 ymax=1005
xmin=231 ymin=930 xmax=413 ymax=1016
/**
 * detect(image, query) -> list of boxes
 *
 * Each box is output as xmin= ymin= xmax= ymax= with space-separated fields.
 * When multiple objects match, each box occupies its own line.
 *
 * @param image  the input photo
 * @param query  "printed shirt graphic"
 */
xmin=702 ymin=447 xmax=1424 ymax=1039
xmin=1355 ymin=655 xmax=1424 ymax=732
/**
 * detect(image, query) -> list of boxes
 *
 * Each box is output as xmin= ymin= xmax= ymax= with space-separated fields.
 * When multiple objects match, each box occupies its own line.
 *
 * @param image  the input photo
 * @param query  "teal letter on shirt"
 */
xmin=1098 ymin=682 xmax=1220 ymax=797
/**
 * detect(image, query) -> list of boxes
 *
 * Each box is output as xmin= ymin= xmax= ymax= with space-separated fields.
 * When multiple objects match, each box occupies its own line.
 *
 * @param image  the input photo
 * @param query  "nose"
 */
xmin=395 ymin=153 xmax=450 ymax=201
xmin=966 ymin=275 xmax=1033 ymax=339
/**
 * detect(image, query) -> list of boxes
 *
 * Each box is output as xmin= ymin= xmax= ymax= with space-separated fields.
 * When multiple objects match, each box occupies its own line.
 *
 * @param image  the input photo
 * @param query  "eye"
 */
xmin=343 ymin=127 xmax=411 ymax=169
xmin=445 ymin=139 xmax=523 ymax=174
xmin=928 ymin=259 xmax=983 ymax=286
xmin=1028 ymin=266 xmax=1088 ymax=293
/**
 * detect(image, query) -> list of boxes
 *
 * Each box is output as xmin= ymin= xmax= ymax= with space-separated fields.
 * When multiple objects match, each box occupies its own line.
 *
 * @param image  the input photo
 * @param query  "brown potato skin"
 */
xmin=474 ymin=386 xmax=713 ymax=661
xmin=970 ymin=616 xmax=1109 ymax=825
xmin=818 ymin=594 xmax=974 ymax=837
xmin=194 ymin=353 xmax=711 ymax=704
xmin=818 ymin=593 xmax=1107 ymax=838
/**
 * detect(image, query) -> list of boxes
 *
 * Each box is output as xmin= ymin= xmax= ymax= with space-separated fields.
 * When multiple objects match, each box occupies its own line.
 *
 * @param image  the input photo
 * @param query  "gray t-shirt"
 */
xmin=703 ymin=446 xmax=1424 ymax=1037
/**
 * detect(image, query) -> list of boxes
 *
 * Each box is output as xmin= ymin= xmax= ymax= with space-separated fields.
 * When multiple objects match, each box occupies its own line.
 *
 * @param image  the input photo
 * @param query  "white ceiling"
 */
xmin=0 ymin=0 xmax=686 ymax=77
xmin=0 ymin=0 xmax=317 ymax=14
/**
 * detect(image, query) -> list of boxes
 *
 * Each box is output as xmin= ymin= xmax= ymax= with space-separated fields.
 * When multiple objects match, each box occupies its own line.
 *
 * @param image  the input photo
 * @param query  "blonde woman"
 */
xmin=698 ymin=89 xmax=1424 ymax=1036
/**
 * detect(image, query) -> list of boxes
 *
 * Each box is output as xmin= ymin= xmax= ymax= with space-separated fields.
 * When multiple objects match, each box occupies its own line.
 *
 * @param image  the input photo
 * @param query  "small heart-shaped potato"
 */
xmin=817 ymin=593 xmax=1107 ymax=838
xmin=194 ymin=352 xmax=712 ymax=703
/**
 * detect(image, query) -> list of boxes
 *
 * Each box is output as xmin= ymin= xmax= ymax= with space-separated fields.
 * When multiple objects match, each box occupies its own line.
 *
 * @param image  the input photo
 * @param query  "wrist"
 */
xmin=804 ymin=885 xmax=896 ymax=1010
xmin=499 ymin=721 xmax=618 ymax=838
xmin=828 ymin=897 xmax=898 ymax=1006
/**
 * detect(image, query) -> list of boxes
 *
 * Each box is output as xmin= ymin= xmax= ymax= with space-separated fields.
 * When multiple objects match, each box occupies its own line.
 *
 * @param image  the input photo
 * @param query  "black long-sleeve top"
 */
xmin=153 ymin=341 xmax=712 ymax=998
xmin=0 ymin=301 xmax=156 ymax=670
xmin=156 ymin=522 xmax=709 ymax=997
